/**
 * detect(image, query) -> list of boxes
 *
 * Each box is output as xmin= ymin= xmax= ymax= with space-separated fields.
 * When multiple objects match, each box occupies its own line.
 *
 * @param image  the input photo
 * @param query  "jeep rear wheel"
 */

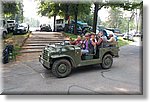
xmin=101 ymin=54 xmax=113 ymax=69
xmin=52 ymin=59 xmax=71 ymax=78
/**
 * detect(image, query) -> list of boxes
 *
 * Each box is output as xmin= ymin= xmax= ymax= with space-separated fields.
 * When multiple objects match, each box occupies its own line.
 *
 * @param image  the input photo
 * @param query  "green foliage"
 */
xmin=107 ymin=7 xmax=123 ymax=28
xmin=118 ymin=37 xmax=132 ymax=47
xmin=38 ymin=1 xmax=60 ymax=17
xmin=2 ymin=0 xmax=23 ymax=21
xmin=38 ymin=1 xmax=91 ymax=33
xmin=38 ymin=1 xmax=91 ymax=19
xmin=78 ymin=14 xmax=93 ymax=26
xmin=102 ymin=7 xmax=136 ymax=33
xmin=65 ymin=33 xmax=78 ymax=40
xmin=92 ymin=0 xmax=142 ymax=33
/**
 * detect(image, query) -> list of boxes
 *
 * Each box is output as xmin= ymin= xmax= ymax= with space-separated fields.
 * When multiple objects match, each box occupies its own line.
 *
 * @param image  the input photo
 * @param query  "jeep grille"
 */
xmin=43 ymin=50 xmax=48 ymax=60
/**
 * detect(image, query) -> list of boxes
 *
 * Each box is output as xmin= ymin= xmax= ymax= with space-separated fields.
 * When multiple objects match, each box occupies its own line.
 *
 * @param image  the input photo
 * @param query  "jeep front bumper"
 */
xmin=39 ymin=55 xmax=50 ymax=68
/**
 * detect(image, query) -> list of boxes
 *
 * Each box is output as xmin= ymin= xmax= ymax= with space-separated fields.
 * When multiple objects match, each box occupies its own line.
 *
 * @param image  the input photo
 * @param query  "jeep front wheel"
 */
xmin=101 ymin=54 xmax=113 ymax=69
xmin=52 ymin=59 xmax=72 ymax=78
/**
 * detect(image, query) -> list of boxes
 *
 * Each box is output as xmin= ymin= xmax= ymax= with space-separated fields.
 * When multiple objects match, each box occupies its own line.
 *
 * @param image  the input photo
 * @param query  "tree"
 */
xmin=2 ymin=0 xmax=23 ymax=22
xmin=38 ymin=2 xmax=91 ymax=34
xmin=38 ymin=1 xmax=60 ymax=31
xmin=107 ymin=7 xmax=123 ymax=28
xmin=92 ymin=0 xmax=143 ymax=33
xmin=66 ymin=4 xmax=91 ymax=34
xmin=78 ymin=13 xmax=93 ymax=26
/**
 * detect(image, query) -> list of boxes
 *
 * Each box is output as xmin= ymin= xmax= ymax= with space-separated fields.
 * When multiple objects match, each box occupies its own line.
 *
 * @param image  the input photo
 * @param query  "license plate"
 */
xmin=17 ymin=31 xmax=20 ymax=33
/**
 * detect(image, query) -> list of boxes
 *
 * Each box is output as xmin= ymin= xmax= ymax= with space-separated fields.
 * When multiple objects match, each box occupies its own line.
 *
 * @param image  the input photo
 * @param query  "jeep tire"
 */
xmin=52 ymin=59 xmax=72 ymax=78
xmin=101 ymin=54 xmax=113 ymax=69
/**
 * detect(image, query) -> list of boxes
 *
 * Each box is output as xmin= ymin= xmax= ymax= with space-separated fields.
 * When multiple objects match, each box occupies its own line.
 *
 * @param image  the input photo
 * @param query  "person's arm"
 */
xmin=96 ymin=38 xmax=103 ymax=45
xmin=107 ymin=37 xmax=113 ymax=42
xmin=70 ymin=40 xmax=76 ymax=45
xmin=91 ymin=39 xmax=96 ymax=46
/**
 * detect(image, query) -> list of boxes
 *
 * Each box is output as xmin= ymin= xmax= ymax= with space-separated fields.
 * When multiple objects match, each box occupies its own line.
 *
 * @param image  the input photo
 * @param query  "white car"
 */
xmin=123 ymin=33 xmax=134 ymax=41
xmin=0 ymin=19 xmax=8 ymax=38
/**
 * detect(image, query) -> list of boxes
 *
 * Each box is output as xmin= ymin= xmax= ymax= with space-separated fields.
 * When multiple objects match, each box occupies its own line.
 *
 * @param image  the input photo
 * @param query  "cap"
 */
xmin=85 ymin=33 xmax=90 ymax=37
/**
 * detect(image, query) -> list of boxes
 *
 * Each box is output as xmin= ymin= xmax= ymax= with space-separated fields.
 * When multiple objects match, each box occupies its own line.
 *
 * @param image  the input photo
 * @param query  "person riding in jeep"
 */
xmin=81 ymin=33 xmax=94 ymax=55
xmin=107 ymin=34 xmax=117 ymax=47
xmin=70 ymin=35 xmax=82 ymax=45
xmin=90 ymin=33 xmax=97 ymax=54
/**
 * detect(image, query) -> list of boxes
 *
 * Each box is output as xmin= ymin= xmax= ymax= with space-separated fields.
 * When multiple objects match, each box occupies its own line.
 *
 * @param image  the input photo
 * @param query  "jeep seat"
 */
xmin=81 ymin=48 xmax=96 ymax=60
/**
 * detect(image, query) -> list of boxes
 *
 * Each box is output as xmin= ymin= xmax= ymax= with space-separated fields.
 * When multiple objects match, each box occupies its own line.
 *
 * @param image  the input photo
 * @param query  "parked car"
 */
xmin=133 ymin=32 xmax=142 ymax=37
xmin=7 ymin=20 xmax=16 ymax=33
xmin=123 ymin=33 xmax=134 ymax=41
xmin=81 ymin=26 xmax=92 ymax=35
xmin=0 ymin=19 xmax=8 ymax=38
xmin=68 ymin=24 xmax=82 ymax=34
xmin=106 ymin=28 xmax=124 ymax=37
xmin=68 ymin=20 xmax=89 ymax=34
xmin=40 ymin=24 xmax=52 ymax=32
xmin=96 ymin=25 xmax=105 ymax=34
xmin=13 ymin=23 xmax=29 ymax=35
xmin=55 ymin=19 xmax=65 ymax=31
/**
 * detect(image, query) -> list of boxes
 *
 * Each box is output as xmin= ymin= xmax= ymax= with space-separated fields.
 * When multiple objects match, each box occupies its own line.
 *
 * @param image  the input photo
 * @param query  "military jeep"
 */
xmin=39 ymin=41 xmax=119 ymax=78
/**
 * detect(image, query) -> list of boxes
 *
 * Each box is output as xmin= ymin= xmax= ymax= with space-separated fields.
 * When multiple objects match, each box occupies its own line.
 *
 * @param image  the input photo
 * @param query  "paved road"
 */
xmin=1 ymin=32 xmax=142 ymax=95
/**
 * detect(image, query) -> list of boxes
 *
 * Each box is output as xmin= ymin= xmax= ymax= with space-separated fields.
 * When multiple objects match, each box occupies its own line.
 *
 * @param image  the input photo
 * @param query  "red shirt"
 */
xmin=71 ymin=40 xmax=82 ymax=45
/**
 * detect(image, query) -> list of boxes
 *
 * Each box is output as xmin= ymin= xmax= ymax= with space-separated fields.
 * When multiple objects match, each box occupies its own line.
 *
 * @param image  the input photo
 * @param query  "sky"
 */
xmin=23 ymin=0 xmax=109 ymax=25
xmin=23 ymin=0 xmax=135 ymax=27
xmin=23 ymin=0 xmax=38 ymax=19
xmin=23 ymin=0 xmax=52 ymax=25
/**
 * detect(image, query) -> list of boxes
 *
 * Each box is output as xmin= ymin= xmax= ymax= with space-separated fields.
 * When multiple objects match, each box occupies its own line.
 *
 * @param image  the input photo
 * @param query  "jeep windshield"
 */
xmin=49 ymin=40 xmax=70 ymax=46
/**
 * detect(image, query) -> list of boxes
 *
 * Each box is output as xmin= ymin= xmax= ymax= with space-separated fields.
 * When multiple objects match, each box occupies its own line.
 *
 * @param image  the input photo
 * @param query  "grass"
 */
xmin=3 ymin=33 xmax=30 ymax=61
xmin=64 ymin=33 xmax=78 ymax=40
xmin=117 ymin=37 xmax=132 ymax=47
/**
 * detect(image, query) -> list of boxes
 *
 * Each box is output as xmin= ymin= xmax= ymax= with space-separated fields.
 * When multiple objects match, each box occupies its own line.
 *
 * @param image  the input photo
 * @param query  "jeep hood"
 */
xmin=44 ymin=44 xmax=62 ymax=52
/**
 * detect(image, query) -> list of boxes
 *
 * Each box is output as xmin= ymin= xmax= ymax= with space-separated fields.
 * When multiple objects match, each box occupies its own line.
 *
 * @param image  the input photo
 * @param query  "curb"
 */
xmin=20 ymin=32 xmax=31 ymax=47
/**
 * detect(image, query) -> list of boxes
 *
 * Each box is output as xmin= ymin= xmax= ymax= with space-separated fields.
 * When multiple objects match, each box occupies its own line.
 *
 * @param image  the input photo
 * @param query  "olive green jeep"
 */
xmin=39 ymin=41 xmax=119 ymax=78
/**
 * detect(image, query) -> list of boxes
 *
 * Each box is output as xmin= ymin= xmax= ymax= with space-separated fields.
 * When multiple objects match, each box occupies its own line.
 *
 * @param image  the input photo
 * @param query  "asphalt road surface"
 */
xmin=1 ymin=33 xmax=142 ymax=95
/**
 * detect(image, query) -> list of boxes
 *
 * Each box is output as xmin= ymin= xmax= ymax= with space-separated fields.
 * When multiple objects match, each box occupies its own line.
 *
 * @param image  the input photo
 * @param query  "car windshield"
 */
xmin=19 ymin=25 xmax=24 ymax=27
xmin=7 ymin=21 xmax=15 ymax=23
xmin=56 ymin=19 xmax=63 ymax=24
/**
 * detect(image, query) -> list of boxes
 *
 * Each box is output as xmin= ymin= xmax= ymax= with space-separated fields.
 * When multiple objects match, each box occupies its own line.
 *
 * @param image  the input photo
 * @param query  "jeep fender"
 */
xmin=51 ymin=55 xmax=76 ymax=68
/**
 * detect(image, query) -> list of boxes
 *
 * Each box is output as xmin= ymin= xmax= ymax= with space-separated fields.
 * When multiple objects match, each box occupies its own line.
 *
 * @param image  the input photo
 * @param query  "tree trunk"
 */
xmin=74 ymin=4 xmax=78 ymax=34
xmin=64 ymin=4 xmax=69 ymax=32
xmin=53 ymin=15 xmax=56 ymax=32
xmin=93 ymin=3 xmax=99 ymax=33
